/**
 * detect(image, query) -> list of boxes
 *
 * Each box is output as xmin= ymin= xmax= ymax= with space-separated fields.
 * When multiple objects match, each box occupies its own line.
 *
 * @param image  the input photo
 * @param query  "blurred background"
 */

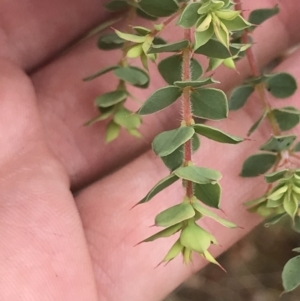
xmin=164 ymin=220 xmax=300 ymax=301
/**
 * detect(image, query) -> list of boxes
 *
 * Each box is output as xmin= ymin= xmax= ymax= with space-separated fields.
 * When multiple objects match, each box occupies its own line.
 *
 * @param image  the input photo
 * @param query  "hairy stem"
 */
xmin=182 ymin=29 xmax=193 ymax=198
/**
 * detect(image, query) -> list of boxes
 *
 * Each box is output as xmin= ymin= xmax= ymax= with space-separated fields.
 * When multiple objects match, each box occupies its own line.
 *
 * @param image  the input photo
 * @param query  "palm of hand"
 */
xmin=0 ymin=1 xmax=299 ymax=300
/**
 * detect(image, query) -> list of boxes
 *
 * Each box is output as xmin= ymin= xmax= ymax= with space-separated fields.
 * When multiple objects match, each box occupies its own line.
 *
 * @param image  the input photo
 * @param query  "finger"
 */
xmin=0 ymin=60 xmax=98 ymax=300
xmin=75 ymin=46 xmax=300 ymax=301
xmin=34 ymin=1 xmax=300 ymax=188
xmin=0 ymin=0 xmax=109 ymax=70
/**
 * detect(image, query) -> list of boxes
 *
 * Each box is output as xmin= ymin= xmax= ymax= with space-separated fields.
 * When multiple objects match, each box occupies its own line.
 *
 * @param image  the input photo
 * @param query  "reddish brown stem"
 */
xmin=182 ymin=29 xmax=193 ymax=198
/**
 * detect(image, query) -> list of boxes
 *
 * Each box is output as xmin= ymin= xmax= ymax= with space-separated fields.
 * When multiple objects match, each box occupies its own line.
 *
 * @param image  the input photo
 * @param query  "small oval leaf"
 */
xmin=174 ymin=165 xmax=222 ymax=184
xmin=260 ymin=135 xmax=297 ymax=152
xmin=229 ymin=85 xmax=255 ymax=111
xmin=193 ymin=124 xmax=243 ymax=144
xmin=241 ymin=153 xmax=277 ymax=177
xmin=155 ymin=203 xmax=195 ymax=227
xmin=282 ymin=256 xmax=300 ymax=293
xmin=194 ymin=183 xmax=221 ymax=208
xmin=113 ymin=66 xmax=149 ymax=87
xmin=192 ymin=201 xmax=237 ymax=228
xmin=95 ymin=90 xmax=127 ymax=108
xmin=138 ymin=0 xmax=179 ymax=17
xmin=158 ymin=55 xmax=203 ymax=85
xmin=136 ymin=174 xmax=179 ymax=205
xmin=153 ymin=127 xmax=195 ymax=157
xmin=266 ymin=73 xmax=297 ymax=99
xmin=138 ymin=86 xmax=182 ymax=115
xmin=273 ymin=107 xmax=300 ymax=131
xmin=148 ymin=40 xmax=189 ymax=54
xmin=191 ymin=88 xmax=228 ymax=120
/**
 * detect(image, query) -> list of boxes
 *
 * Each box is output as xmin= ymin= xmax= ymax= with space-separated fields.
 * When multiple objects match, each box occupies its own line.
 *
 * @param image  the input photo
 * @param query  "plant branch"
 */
xmin=182 ymin=29 xmax=193 ymax=198
xmin=235 ymin=2 xmax=281 ymax=136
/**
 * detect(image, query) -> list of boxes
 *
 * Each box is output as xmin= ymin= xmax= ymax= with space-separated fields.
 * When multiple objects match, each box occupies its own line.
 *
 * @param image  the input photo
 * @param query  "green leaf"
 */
xmin=114 ymin=109 xmax=141 ymax=130
xmin=105 ymin=121 xmax=121 ymax=143
xmin=147 ymin=40 xmax=189 ymax=54
xmin=162 ymin=239 xmax=183 ymax=262
xmin=141 ymin=223 xmax=182 ymax=243
xmin=293 ymin=216 xmax=300 ymax=233
xmin=264 ymin=213 xmax=286 ymax=227
xmin=265 ymin=169 xmax=288 ymax=183
xmin=193 ymin=124 xmax=243 ymax=144
xmin=260 ymin=135 xmax=297 ymax=152
xmin=133 ymin=26 xmax=151 ymax=36
xmin=195 ymin=38 xmax=242 ymax=59
xmin=207 ymin=58 xmax=223 ymax=71
xmin=136 ymin=174 xmax=179 ymax=205
xmin=174 ymin=165 xmax=222 ymax=184
xmin=194 ymin=183 xmax=221 ymax=208
xmin=241 ymin=153 xmax=277 ymax=177
xmin=192 ymin=201 xmax=237 ymax=228
xmin=229 ymin=85 xmax=254 ymax=111
xmin=282 ymin=255 xmax=300 ymax=292
xmin=161 ymin=134 xmax=200 ymax=171
xmin=136 ymin=8 xmax=158 ymax=20
xmin=138 ymin=86 xmax=182 ymax=115
xmin=273 ymin=107 xmax=300 ymax=131
xmin=293 ymin=248 xmax=300 ymax=253
xmin=113 ymin=66 xmax=149 ymax=88
xmin=174 ymin=78 xmax=218 ymax=89
xmin=266 ymin=73 xmax=297 ymax=98
xmin=126 ymin=44 xmax=143 ymax=58
xmin=155 ymin=203 xmax=195 ymax=227
xmin=83 ymin=65 xmax=119 ymax=81
xmin=249 ymin=5 xmax=279 ymax=26
xmin=222 ymin=15 xmax=252 ymax=31
xmin=177 ymin=3 xmax=202 ymax=28
xmin=180 ymin=221 xmax=214 ymax=253
xmin=283 ymin=193 xmax=298 ymax=219
xmin=158 ymin=55 xmax=203 ymax=84
xmin=97 ymin=33 xmax=125 ymax=50
xmin=153 ymin=127 xmax=195 ymax=157
xmin=191 ymin=88 xmax=228 ymax=120
xmin=105 ymin=0 xmax=129 ymax=11
xmin=194 ymin=24 xmax=214 ymax=49
xmin=138 ymin=0 xmax=179 ymax=17
xmin=115 ymin=30 xmax=146 ymax=43
xmin=293 ymin=142 xmax=300 ymax=153
xmin=127 ymin=128 xmax=142 ymax=138
xmin=95 ymin=90 xmax=127 ymax=108
xmin=247 ymin=112 xmax=267 ymax=136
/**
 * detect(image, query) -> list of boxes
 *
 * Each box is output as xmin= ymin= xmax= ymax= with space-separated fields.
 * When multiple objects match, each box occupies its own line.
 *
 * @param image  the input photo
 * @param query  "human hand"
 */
xmin=0 ymin=1 xmax=300 ymax=300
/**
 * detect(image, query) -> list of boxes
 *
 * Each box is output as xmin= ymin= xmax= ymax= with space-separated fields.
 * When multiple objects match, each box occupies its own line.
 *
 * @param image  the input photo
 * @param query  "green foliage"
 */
xmin=136 ymin=174 xmax=179 ymax=205
xmin=260 ymin=135 xmax=297 ymax=152
xmin=138 ymin=0 xmax=179 ymax=17
xmin=155 ymin=202 xmax=195 ymax=227
xmin=229 ymin=85 xmax=254 ymax=110
xmin=248 ymin=5 xmax=279 ymax=27
xmin=194 ymin=183 xmax=221 ymax=208
xmin=272 ymin=107 xmax=300 ymax=131
xmin=191 ymin=88 xmax=228 ymax=120
xmin=282 ymin=256 xmax=300 ymax=293
xmin=193 ymin=124 xmax=243 ymax=144
xmin=86 ymin=0 xmax=300 ymax=277
xmin=174 ymin=165 xmax=222 ymax=184
xmin=241 ymin=153 xmax=277 ymax=177
xmin=158 ymin=55 xmax=203 ymax=84
xmin=266 ymin=73 xmax=297 ymax=98
xmin=152 ymin=127 xmax=195 ymax=157
xmin=138 ymin=86 xmax=182 ymax=115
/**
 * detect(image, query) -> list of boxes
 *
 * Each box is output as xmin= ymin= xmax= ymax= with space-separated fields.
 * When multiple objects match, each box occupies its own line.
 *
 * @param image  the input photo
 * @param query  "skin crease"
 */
xmin=0 ymin=0 xmax=299 ymax=300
